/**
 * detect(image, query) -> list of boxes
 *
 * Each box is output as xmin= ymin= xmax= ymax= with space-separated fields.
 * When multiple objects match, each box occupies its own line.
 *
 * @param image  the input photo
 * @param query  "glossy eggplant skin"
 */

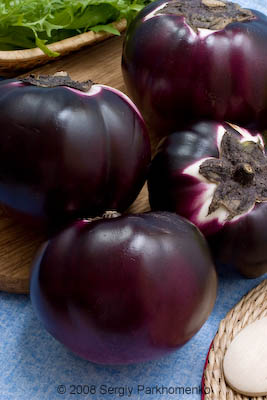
xmin=30 ymin=211 xmax=217 ymax=364
xmin=122 ymin=0 xmax=267 ymax=134
xmin=148 ymin=121 xmax=224 ymax=235
xmin=0 ymin=80 xmax=150 ymax=226
xmin=209 ymin=204 xmax=267 ymax=278
xmin=148 ymin=121 xmax=267 ymax=277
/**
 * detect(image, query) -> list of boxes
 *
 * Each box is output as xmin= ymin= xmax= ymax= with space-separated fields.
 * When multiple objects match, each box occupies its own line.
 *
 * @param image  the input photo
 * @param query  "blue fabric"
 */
xmin=237 ymin=0 xmax=266 ymax=13
xmin=0 ymin=269 xmax=266 ymax=400
xmin=1 ymin=1 xmax=267 ymax=399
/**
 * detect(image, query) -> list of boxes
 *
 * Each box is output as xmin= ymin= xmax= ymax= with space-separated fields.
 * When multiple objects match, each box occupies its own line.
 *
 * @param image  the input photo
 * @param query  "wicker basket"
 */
xmin=202 ymin=279 xmax=267 ymax=400
xmin=0 ymin=19 xmax=127 ymax=75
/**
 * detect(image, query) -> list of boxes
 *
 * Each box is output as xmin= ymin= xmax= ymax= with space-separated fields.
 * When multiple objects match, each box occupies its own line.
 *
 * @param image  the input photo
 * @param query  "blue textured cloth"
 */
xmin=1 ymin=1 xmax=267 ymax=399
xmin=0 ymin=270 xmax=266 ymax=400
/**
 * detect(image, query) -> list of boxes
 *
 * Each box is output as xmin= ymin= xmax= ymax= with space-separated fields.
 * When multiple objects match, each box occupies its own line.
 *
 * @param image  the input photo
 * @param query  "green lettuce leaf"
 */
xmin=90 ymin=23 xmax=120 ymax=35
xmin=0 ymin=0 xmax=154 ymax=56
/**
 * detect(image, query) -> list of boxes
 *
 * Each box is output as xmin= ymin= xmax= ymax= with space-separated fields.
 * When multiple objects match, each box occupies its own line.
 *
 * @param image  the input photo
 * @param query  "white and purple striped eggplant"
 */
xmin=148 ymin=121 xmax=267 ymax=277
xmin=0 ymin=74 xmax=151 ymax=228
xmin=122 ymin=0 xmax=267 ymax=135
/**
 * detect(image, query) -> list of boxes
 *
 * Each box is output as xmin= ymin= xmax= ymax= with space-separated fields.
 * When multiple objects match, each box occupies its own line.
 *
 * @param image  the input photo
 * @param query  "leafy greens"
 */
xmin=0 ymin=0 xmax=153 ymax=56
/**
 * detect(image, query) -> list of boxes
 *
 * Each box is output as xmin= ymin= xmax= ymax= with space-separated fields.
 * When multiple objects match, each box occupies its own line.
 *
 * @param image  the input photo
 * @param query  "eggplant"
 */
xmin=0 ymin=74 xmax=150 ymax=227
xmin=148 ymin=121 xmax=267 ymax=277
xmin=122 ymin=0 xmax=267 ymax=135
xmin=30 ymin=211 xmax=217 ymax=364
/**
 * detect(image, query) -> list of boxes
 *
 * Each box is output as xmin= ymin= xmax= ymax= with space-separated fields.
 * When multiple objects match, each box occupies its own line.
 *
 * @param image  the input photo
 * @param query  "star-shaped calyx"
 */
xmin=158 ymin=0 xmax=254 ymax=31
xmin=199 ymin=131 xmax=267 ymax=221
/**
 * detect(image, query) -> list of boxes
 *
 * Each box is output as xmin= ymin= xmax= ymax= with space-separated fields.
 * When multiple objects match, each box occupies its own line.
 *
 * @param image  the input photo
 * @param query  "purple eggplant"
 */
xmin=148 ymin=121 xmax=267 ymax=277
xmin=122 ymin=0 xmax=267 ymax=134
xmin=30 ymin=211 xmax=217 ymax=364
xmin=0 ymin=74 xmax=150 ymax=227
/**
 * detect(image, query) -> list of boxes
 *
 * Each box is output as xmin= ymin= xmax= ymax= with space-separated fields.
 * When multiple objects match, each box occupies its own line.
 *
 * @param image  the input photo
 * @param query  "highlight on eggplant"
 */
xmin=148 ymin=121 xmax=267 ymax=277
xmin=122 ymin=0 xmax=267 ymax=135
xmin=30 ymin=211 xmax=217 ymax=364
xmin=0 ymin=73 xmax=151 ymax=227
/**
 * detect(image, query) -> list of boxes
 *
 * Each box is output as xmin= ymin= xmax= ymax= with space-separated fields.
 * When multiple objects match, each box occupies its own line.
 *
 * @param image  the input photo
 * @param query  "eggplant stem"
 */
xmin=200 ymin=130 xmax=267 ymax=220
xmin=85 ymin=211 xmax=121 ymax=223
xmin=202 ymin=0 xmax=226 ymax=7
xmin=21 ymin=72 xmax=93 ymax=92
xmin=233 ymin=163 xmax=254 ymax=185
xmin=158 ymin=0 xmax=254 ymax=31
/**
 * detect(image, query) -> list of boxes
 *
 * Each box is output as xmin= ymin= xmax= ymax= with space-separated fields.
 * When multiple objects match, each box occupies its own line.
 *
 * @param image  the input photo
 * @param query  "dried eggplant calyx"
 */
xmin=199 ymin=131 xmax=267 ymax=220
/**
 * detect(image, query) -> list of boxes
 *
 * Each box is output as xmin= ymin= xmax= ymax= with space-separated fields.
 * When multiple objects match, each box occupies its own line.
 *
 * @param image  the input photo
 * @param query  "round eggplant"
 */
xmin=148 ymin=121 xmax=267 ymax=277
xmin=30 ymin=211 xmax=217 ymax=364
xmin=122 ymin=0 xmax=267 ymax=134
xmin=0 ymin=74 xmax=150 ymax=226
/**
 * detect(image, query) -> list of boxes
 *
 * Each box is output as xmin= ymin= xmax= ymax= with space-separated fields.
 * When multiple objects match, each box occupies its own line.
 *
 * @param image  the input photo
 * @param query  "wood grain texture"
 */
xmin=0 ymin=35 xmax=154 ymax=294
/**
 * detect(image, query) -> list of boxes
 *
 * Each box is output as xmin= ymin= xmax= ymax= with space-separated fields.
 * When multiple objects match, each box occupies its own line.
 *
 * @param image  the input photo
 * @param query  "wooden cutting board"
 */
xmin=0 ymin=35 xmax=154 ymax=294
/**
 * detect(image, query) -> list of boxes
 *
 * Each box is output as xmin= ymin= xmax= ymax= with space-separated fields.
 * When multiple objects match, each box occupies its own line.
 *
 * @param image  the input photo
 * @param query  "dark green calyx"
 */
xmin=159 ymin=0 xmax=254 ymax=31
xmin=21 ymin=72 xmax=93 ymax=92
xmin=199 ymin=131 xmax=267 ymax=220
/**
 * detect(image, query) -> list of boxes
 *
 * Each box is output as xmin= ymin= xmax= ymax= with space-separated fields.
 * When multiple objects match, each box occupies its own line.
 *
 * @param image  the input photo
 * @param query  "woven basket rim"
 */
xmin=202 ymin=279 xmax=267 ymax=400
xmin=0 ymin=19 xmax=126 ymax=64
